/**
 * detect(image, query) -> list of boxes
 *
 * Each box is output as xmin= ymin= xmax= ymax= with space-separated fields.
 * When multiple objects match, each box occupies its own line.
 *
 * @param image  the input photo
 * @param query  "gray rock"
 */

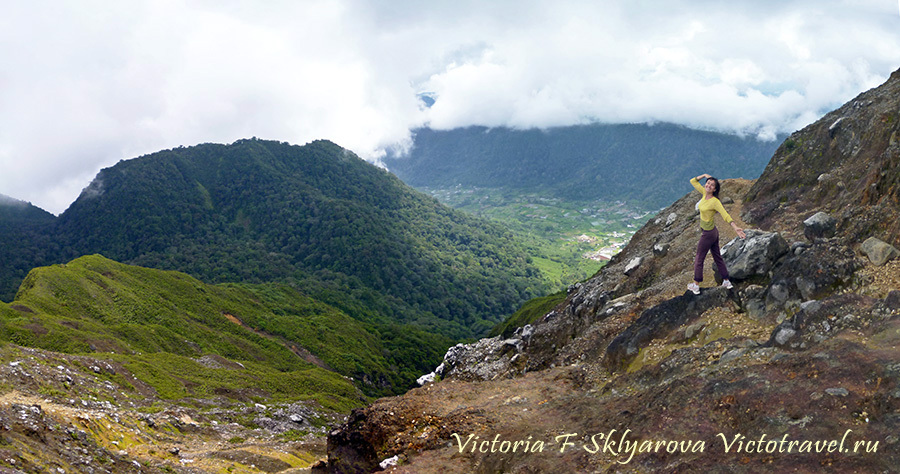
xmin=514 ymin=324 xmax=534 ymax=341
xmin=740 ymin=285 xmax=767 ymax=319
xmin=774 ymin=327 xmax=797 ymax=346
xmin=720 ymin=348 xmax=746 ymax=363
xmin=439 ymin=334 xmax=529 ymax=381
xmin=791 ymin=241 xmax=811 ymax=255
xmin=803 ymin=212 xmax=837 ymax=240
xmin=624 ymin=257 xmax=643 ymax=276
xmin=665 ymin=213 xmax=678 ymax=227
xmin=861 ymin=237 xmax=899 ymax=266
xmin=795 ymin=276 xmax=818 ymax=301
xmin=886 ymin=291 xmax=900 ymax=311
xmin=416 ymin=372 xmax=436 ymax=386
xmin=653 ymin=243 xmax=669 ymax=257
xmin=605 ymin=287 xmax=735 ymax=369
xmin=722 ymin=230 xmax=789 ymax=280
xmin=767 ymin=240 xmax=862 ymax=308
xmin=800 ymin=300 xmax=822 ymax=313
xmin=825 ymin=387 xmax=849 ymax=397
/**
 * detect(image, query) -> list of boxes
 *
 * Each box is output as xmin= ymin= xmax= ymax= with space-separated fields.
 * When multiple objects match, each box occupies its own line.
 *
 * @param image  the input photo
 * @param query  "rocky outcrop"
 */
xmin=605 ymin=287 xmax=739 ymax=370
xmin=767 ymin=291 xmax=899 ymax=350
xmin=437 ymin=331 xmax=530 ymax=381
xmin=322 ymin=410 xmax=380 ymax=474
xmin=439 ymin=284 xmax=612 ymax=381
xmin=743 ymin=67 xmax=900 ymax=245
xmin=766 ymin=238 xmax=864 ymax=311
xmin=721 ymin=230 xmax=789 ymax=280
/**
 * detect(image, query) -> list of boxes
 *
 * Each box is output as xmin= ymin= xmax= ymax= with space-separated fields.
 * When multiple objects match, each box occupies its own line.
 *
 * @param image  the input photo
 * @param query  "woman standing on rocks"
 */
xmin=688 ymin=173 xmax=746 ymax=295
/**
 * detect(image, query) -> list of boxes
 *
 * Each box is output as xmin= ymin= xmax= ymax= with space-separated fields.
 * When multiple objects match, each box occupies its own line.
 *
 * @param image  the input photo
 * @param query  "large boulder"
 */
xmin=766 ymin=293 xmax=881 ymax=350
xmin=721 ymin=230 xmax=789 ymax=280
xmin=861 ymin=237 xmax=900 ymax=266
xmin=766 ymin=239 xmax=864 ymax=312
xmin=803 ymin=211 xmax=837 ymax=240
xmin=437 ymin=335 xmax=526 ymax=382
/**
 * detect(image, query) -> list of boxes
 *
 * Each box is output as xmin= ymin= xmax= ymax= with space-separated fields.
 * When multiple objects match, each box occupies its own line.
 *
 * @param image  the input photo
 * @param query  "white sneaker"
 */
xmin=722 ymin=279 xmax=733 ymax=290
xmin=687 ymin=282 xmax=700 ymax=295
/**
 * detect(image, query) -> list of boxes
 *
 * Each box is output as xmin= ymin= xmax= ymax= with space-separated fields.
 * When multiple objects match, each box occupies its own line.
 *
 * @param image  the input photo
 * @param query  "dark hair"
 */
xmin=706 ymin=177 xmax=720 ymax=198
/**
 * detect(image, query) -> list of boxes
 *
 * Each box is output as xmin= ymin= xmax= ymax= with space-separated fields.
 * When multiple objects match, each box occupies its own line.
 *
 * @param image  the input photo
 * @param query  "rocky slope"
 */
xmin=0 ymin=344 xmax=342 ymax=473
xmin=0 ymin=255 xmax=372 ymax=473
xmin=321 ymin=68 xmax=900 ymax=473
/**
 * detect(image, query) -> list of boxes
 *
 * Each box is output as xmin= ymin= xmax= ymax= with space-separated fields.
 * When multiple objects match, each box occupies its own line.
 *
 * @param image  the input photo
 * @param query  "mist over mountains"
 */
xmin=385 ymin=122 xmax=785 ymax=208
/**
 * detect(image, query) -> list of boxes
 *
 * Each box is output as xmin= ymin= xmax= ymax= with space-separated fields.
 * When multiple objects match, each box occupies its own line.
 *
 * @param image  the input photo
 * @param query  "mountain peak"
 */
xmin=743 ymin=69 xmax=900 ymax=245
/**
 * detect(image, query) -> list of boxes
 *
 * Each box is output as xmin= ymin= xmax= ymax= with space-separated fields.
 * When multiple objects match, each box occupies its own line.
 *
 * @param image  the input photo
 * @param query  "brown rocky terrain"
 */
xmin=0 ymin=344 xmax=339 ymax=473
xmin=321 ymin=68 xmax=900 ymax=473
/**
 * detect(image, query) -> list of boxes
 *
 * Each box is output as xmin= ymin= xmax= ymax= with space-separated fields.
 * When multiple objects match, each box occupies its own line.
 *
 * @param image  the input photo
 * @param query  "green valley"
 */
xmin=421 ymin=186 xmax=656 ymax=291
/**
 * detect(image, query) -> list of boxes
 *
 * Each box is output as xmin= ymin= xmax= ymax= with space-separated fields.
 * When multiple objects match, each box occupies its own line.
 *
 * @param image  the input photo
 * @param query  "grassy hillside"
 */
xmin=0 ymin=255 xmax=436 ymax=400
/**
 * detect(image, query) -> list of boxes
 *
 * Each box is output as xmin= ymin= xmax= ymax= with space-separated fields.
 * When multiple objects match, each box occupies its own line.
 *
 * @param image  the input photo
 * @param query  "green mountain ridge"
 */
xmin=49 ymin=139 xmax=543 ymax=339
xmin=1 ymin=254 xmax=367 ymax=410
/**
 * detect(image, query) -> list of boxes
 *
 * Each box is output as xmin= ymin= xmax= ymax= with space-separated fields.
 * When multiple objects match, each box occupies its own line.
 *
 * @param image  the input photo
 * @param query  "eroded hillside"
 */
xmin=322 ymin=68 xmax=900 ymax=473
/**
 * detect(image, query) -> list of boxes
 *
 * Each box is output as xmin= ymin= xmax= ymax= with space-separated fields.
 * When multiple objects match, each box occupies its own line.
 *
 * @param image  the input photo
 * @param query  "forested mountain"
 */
xmin=4 ymin=139 xmax=543 ymax=335
xmin=384 ymin=122 xmax=784 ymax=208
xmin=0 ymin=139 xmax=547 ymax=393
xmin=0 ymin=195 xmax=58 ymax=300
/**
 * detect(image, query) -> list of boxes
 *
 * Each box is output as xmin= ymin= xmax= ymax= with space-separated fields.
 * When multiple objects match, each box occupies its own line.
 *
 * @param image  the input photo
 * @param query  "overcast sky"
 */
xmin=2 ymin=1 xmax=899 ymax=214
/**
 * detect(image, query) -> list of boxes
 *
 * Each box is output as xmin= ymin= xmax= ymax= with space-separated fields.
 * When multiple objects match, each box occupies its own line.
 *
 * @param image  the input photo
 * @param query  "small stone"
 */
xmin=624 ymin=257 xmax=643 ymax=276
xmin=379 ymin=455 xmax=400 ymax=470
xmin=886 ymin=291 xmax=900 ymax=310
xmin=774 ymin=327 xmax=797 ymax=346
xmin=416 ymin=372 xmax=436 ymax=386
xmin=665 ymin=213 xmax=678 ymax=226
xmin=825 ymin=388 xmax=849 ymax=397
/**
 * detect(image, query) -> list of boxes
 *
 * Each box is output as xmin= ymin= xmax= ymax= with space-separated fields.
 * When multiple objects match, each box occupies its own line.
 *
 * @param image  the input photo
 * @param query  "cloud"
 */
xmin=0 ymin=0 xmax=898 ymax=214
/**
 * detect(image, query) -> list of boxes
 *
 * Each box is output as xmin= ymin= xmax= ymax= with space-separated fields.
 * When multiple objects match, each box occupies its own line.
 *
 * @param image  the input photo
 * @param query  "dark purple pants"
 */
xmin=694 ymin=227 xmax=728 ymax=282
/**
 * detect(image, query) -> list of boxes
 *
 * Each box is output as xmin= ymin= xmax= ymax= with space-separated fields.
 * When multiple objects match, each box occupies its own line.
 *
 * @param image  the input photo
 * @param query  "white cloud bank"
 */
xmin=1 ymin=0 xmax=898 ymax=214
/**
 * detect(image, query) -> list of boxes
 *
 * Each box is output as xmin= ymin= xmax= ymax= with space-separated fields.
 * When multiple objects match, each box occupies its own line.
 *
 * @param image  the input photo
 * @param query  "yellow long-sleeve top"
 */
xmin=691 ymin=178 xmax=733 ymax=231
